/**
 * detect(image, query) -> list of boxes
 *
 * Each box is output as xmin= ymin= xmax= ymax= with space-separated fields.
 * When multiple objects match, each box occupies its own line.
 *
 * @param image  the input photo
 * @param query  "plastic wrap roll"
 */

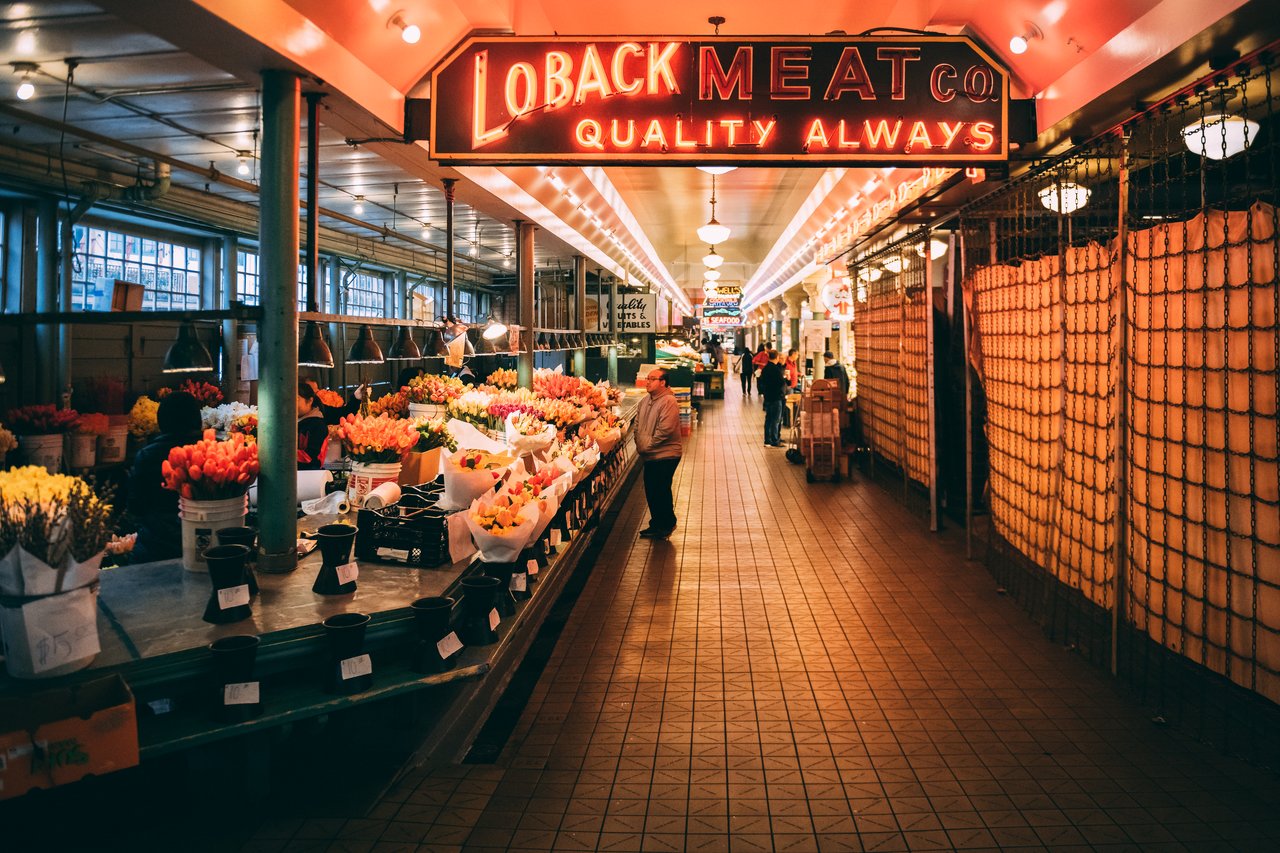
xmin=362 ymin=481 xmax=402 ymax=510
xmin=249 ymin=469 xmax=334 ymax=508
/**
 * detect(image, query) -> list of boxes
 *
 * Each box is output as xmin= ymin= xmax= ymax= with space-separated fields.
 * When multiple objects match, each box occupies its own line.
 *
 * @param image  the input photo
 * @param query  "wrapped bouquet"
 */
xmin=505 ymin=411 xmax=556 ymax=456
xmin=439 ymin=448 xmax=514 ymax=510
xmin=0 ymin=466 xmax=114 ymax=595
xmin=465 ymin=489 xmax=540 ymax=562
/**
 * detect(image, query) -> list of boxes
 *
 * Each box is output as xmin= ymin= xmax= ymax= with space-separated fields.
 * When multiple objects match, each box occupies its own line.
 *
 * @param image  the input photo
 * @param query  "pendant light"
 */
xmin=915 ymin=238 xmax=948 ymax=259
xmin=696 ymin=174 xmax=731 ymax=245
xmin=386 ymin=327 xmax=422 ymax=360
xmin=881 ymin=254 xmax=909 ymax=274
xmin=163 ymin=322 xmax=214 ymax=373
xmin=702 ymin=247 xmax=724 ymax=269
xmin=481 ymin=315 xmax=508 ymax=340
xmin=298 ymin=320 xmax=335 ymax=368
xmin=1037 ymin=181 xmax=1090 ymax=214
xmin=703 ymin=269 xmax=721 ymax=282
xmin=424 ymin=327 xmax=449 ymax=357
xmin=346 ymin=325 xmax=385 ymax=364
xmin=1181 ymin=113 xmax=1259 ymax=160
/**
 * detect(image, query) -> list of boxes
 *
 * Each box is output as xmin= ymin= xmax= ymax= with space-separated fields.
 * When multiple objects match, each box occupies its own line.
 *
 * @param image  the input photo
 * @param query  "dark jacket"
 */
xmin=758 ymin=361 xmax=786 ymax=402
xmin=298 ymin=410 xmax=329 ymax=469
xmin=128 ymin=430 xmax=201 ymax=563
xmin=824 ymin=363 xmax=850 ymax=399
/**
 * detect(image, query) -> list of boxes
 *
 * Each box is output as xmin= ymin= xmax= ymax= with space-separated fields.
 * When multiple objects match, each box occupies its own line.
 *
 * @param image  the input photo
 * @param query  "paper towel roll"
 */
xmin=249 ymin=469 xmax=334 ymax=508
xmin=301 ymin=491 xmax=349 ymax=516
xmin=362 ymin=481 xmax=402 ymax=510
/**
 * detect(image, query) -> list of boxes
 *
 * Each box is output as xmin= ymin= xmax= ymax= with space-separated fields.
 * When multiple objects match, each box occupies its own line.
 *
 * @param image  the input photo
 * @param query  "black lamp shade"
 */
xmin=386 ymin=327 xmax=422 ymax=361
xmin=299 ymin=321 xmax=335 ymax=368
xmin=346 ymin=325 xmax=385 ymax=364
xmin=424 ymin=328 xmax=448 ymax=357
xmin=163 ymin=322 xmax=214 ymax=373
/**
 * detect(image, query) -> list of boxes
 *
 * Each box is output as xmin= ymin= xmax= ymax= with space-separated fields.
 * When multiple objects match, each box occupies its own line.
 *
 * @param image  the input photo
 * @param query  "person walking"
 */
xmin=823 ymin=351 xmax=850 ymax=399
xmin=758 ymin=350 xmax=786 ymax=447
xmin=735 ymin=344 xmax=755 ymax=397
xmin=634 ymin=367 xmax=683 ymax=538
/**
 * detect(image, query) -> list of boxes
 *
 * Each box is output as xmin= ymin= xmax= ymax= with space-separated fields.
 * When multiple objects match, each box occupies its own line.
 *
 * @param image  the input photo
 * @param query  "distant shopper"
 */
xmin=751 ymin=344 xmax=771 ymax=401
xmin=129 ymin=391 xmax=203 ymax=564
xmin=823 ymin=351 xmax=850 ymax=399
xmin=634 ymin=367 xmax=683 ymax=539
xmin=784 ymin=349 xmax=800 ymax=391
xmin=297 ymin=380 xmax=330 ymax=470
xmin=735 ymin=345 xmax=755 ymax=397
xmin=758 ymin=350 xmax=786 ymax=447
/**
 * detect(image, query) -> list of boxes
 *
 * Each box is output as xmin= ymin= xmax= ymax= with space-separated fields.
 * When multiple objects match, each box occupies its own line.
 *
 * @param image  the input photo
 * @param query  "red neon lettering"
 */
xmin=611 ymin=42 xmax=644 ymax=95
xmin=939 ymin=121 xmax=965 ymax=149
xmin=964 ymin=65 xmax=997 ymax=102
xmin=752 ymin=119 xmax=777 ymax=146
xmin=610 ymin=119 xmax=636 ymax=147
xmin=505 ymin=62 xmax=536 ymax=117
xmin=699 ymin=46 xmax=753 ymax=100
xmin=641 ymin=119 xmax=668 ymax=148
xmin=647 ymin=42 xmax=681 ymax=95
xmin=876 ymin=47 xmax=920 ymax=100
xmin=837 ymin=120 xmax=860 ymax=148
xmin=545 ymin=52 xmax=573 ymax=109
xmin=720 ymin=119 xmax=744 ymax=146
xmin=907 ymin=121 xmax=933 ymax=150
xmin=930 ymin=64 xmax=956 ymax=103
xmin=863 ymin=119 xmax=902 ymax=149
xmin=675 ymin=118 xmax=698 ymax=148
xmin=770 ymin=47 xmax=811 ymax=99
xmin=971 ymin=121 xmax=996 ymax=150
xmin=824 ymin=47 xmax=875 ymax=100
xmin=574 ymin=44 xmax=614 ymax=103
xmin=472 ymin=51 xmax=507 ymax=148
xmin=804 ymin=119 xmax=829 ymax=148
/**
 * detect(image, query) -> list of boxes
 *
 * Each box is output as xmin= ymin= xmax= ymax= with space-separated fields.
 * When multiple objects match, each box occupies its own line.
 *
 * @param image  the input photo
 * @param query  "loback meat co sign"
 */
xmin=423 ymin=35 xmax=1009 ymax=165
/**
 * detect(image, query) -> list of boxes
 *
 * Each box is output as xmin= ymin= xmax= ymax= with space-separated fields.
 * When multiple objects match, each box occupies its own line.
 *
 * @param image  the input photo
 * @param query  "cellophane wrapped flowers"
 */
xmin=128 ymin=396 xmax=160 ymax=439
xmin=335 ymin=414 xmax=419 ymax=463
xmin=5 ymin=404 xmax=81 ymax=435
xmin=316 ymin=388 xmax=345 ymax=408
xmin=161 ymin=430 xmax=260 ymax=500
xmin=229 ymin=412 xmax=258 ymax=439
xmin=0 ymin=466 xmax=115 ymax=566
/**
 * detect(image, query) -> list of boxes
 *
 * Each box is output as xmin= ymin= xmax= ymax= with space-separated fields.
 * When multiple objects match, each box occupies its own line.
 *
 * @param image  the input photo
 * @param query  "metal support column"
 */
xmin=221 ymin=235 xmax=240 ymax=401
xmin=36 ymin=197 xmax=57 ymax=403
xmin=516 ymin=220 xmax=535 ymax=389
xmin=443 ymin=179 xmax=457 ymax=321
xmin=256 ymin=70 xmax=301 ymax=573
xmin=608 ymin=276 xmax=618 ymax=386
xmin=573 ymin=256 xmax=587 ymax=377
xmin=58 ymin=216 xmax=73 ymax=402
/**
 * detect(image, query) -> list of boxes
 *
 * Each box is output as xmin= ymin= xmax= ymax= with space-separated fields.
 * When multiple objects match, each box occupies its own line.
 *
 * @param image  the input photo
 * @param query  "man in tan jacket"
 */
xmin=634 ymin=367 xmax=683 ymax=539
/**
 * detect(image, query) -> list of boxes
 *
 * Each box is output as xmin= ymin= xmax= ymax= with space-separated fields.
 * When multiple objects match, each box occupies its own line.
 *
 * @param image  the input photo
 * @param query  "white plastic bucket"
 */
xmin=20 ymin=434 xmax=64 ymax=474
xmin=348 ymin=462 xmax=402 ymax=508
xmin=179 ymin=494 xmax=249 ymax=572
xmin=97 ymin=424 xmax=129 ymax=464
xmin=407 ymin=402 xmax=445 ymax=420
xmin=68 ymin=433 xmax=97 ymax=469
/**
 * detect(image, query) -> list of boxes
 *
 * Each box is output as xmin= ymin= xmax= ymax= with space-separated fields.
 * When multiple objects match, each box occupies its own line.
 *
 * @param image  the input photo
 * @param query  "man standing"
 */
xmin=758 ymin=350 xmax=786 ymax=447
xmin=634 ymin=367 xmax=683 ymax=538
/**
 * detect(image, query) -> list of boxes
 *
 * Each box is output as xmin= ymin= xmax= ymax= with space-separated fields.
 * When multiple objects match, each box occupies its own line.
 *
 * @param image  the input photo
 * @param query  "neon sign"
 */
xmin=425 ymin=36 xmax=1009 ymax=165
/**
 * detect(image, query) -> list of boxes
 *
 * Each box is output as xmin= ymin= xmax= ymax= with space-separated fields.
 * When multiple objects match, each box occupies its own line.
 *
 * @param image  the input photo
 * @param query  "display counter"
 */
xmin=692 ymin=370 xmax=725 ymax=399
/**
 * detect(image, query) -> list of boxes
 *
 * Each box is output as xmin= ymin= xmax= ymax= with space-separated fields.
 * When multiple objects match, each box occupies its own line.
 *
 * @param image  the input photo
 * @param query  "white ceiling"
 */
xmin=3 ymin=0 xmax=1274 ymax=314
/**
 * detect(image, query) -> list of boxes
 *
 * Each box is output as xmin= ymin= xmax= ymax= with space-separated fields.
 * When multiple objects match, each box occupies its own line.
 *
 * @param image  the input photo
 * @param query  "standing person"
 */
xmin=822 ymin=351 xmax=850 ymax=399
xmin=751 ymin=343 xmax=771 ymax=406
xmin=128 ymin=391 xmax=203 ymax=564
xmin=758 ymin=350 xmax=786 ymax=447
xmin=784 ymin=348 xmax=800 ymax=391
xmin=297 ymin=380 xmax=330 ymax=470
xmin=634 ymin=367 xmax=683 ymax=539
xmin=735 ymin=344 xmax=755 ymax=397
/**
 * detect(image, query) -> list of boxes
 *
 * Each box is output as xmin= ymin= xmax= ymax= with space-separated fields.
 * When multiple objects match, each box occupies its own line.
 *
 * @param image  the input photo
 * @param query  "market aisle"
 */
xmin=247 ymin=383 xmax=1280 ymax=853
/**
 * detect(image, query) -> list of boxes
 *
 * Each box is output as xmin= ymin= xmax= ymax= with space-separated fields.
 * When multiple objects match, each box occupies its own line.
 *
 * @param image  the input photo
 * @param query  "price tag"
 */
xmin=550 ymin=529 xmax=562 ymax=548
xmin=488 ymin=608 xmax=500 ymax=631
xmin=376 ymin=547 xmax=410 ymax=562
xmin=21 ymin=587 xmax=100 ymax=675
xmin=217 ymin=584 xmax=251 ymax=610
xmin=340 ymin=654 xmax=373 ymax=680
xmin=223 ymin=681 xmax=260 ymax=706
xmin=147 ymin=698 xmax=173 ymax=716
xmin=510 ymin=572 xmax=527 ymax=593
xmin=436 ymin=631 xmax=463 ymax=658
xmin=526 ymin=558 xmax=539 ymax=577
xmin=336 ymin=562 xmax=359 ymax=585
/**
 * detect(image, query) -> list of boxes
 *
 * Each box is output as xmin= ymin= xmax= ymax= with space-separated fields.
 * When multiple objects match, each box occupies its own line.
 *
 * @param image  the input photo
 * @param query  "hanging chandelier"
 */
xmin=696 ymin=173 xmax=731 ymax=245
xmin=702 ymin=247 xmax=724 ymax=269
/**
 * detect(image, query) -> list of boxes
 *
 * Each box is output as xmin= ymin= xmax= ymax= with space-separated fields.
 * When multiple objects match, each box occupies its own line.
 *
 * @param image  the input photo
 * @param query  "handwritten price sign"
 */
xmin=22 ymin=588 xmax=100 ymax=675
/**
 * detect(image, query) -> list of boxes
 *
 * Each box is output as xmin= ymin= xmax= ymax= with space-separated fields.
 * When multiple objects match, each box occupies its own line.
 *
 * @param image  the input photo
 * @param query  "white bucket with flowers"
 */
xmin=334 ymin=414 xmax=419 ymax=507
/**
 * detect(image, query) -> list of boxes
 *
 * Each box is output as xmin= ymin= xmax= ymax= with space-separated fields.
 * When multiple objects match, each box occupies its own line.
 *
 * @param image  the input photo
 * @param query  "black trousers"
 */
xmin=642 ymin=457 xmax=680 ymax=532
xmin=740 ymin=370 xmax=753 ymax=395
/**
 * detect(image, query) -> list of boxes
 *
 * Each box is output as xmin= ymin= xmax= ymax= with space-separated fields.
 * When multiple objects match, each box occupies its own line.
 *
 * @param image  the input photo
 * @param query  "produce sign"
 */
xmin=424 ymin=35 xmax=1009 ymax=165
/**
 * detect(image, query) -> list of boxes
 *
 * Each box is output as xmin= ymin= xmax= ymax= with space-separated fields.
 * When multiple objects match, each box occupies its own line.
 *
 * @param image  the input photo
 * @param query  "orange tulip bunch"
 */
xmin=472 ymin=490 xmax=532 ymax=533
xmin=162 ymin=430 xmax=259 ymax=500
xmin=508 ymin=467 xmax=559 ymax=499
xmin=335 ymin=413 xmax=419 ymax=463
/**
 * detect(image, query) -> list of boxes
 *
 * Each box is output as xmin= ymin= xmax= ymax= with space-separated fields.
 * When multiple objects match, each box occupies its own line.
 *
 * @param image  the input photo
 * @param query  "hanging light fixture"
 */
xmin=352 ymin=195 xmax=365 ymax=215
xmin=163 ymin=322 xmax=214 ymax=373
xmin=424 ymin=327 xmax=449 ymax=357
xmin=703 ymin=269 xmax=721 ymax=282
xmin=481 ymin=315 xmax=509 ymax=341
xmin=235 ymin=152 xmax=251 ymax=177
xmin=696 ymin=174 xmax=732 ymax=245
xmin=915 ymin=238 xmax=948 ymax=259
xmin=702 ymin=247 xmax=724 ymax=269
xmin=1037 ymin=181 xmax=1091 ymax=214
xmin=387 ymin=10 xmax=421 ymax=44
xmin=346 ymin=325 xmax=385 ymax=364
xmin=386 ymin=327 xmax=422 ymax=360
xmin=1008 ymin=23 xmax=1042 ymax=55
xmin=12 ymin=62 xmax=36 ymax=101
xmin=881 ymin=254 xmax=910 ymax=274
xmin=1182 ymin=113 xmax=1259 ymax=160
xmin=298 ymin=321 xmax=335 ymax=368
xmin=697 ymin=165 xmax=737 ymax=175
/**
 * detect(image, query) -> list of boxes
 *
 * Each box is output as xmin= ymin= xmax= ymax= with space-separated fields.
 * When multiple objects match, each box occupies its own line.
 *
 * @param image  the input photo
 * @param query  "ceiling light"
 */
xmin=387 ymin=11 xmax=420 ymax=44
xmin=703 ymin=269 xmax=721 ymax=281
xmin=915 ymin=238 xmax=948 ymax=259
xmin=503 ymin=256 xmax=512 ymax=268
xmin=1037 ymin=181 xmax=1090 ymax=214
xmin=1009 ymin=23 xmax=1042 ymax=55
xmin=299 ymin=321 xmax=335 ymax=368
xmin=353 ymin=195 xmax=365 ymax=215
xmin=697 ymin=166 xmax=737 ymax=175
xmin=163 ymin=323 xmax=214 ymax=373
xmin=1182 ymin=113 xmax=1259 ymax=160
xmin=235 ymin=152 xmax=251 ymax=176
xmin=882 ymin=255 xmax=909 ymax=274
xmin=346 ymin=325 xmax=385 ymax=364
xmin=482 ymin=316 xmax=508 ymax=340
xmin=696 ymin=174 xmax=732 ymax=245
xmin=386 ymin=327 xmax=422 ymax=361
xmin=702 ymin=247 xmax=724 ymax=269
xmin=12 ymin=62 xmax=37 ymax=101
xmin=422 ymin=224 xmax=431 ymax=238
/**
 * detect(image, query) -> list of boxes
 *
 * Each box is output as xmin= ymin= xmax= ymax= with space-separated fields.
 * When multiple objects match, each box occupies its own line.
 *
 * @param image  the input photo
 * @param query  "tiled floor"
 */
xmin=247 ymin=386 xmax=1280 ymax=852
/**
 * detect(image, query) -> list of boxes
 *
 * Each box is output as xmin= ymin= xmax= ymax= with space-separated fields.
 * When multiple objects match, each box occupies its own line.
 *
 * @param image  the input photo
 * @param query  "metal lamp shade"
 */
xmin=163 ymin=322 xmax=214 ymax=373
xmin=299 ymin=321 xmax=335 ymax=368
xmin=346 ymin=325 xmax=385 ymax=364
xmin=387 ymin=327 xmax=422 ymax=360
xmin=423 ymin=327 xmax=448 ymax=357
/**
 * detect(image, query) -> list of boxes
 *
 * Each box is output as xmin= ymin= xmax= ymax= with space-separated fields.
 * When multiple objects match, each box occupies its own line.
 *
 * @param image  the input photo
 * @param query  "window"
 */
xmin=71 ymin=225 xmax=201 ymax=311
xmin=342 ymin=269 xmax=385 ymax=317
xmin=237 ymin=250 xmax=325 ymax=310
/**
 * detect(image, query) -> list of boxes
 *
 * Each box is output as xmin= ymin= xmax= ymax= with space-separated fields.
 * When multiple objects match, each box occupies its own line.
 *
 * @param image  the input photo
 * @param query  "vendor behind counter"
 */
xmin=128 ymin=391 xmax=203 ymax=564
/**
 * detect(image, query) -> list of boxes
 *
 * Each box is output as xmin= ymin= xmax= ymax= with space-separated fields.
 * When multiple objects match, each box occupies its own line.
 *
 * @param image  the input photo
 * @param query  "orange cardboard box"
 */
xmin=0 ymin=674 xmax=138 ymax=800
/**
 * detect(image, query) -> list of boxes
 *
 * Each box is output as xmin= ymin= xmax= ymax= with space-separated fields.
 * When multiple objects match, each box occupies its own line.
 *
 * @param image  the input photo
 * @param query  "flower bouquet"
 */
xmin=0 ymin=466 xmax=114 ymax=677
xmin=447 ymin=388 xmax=497 ymax=429
xmin=415 ymin=416 xmax=456 ymax=453
xmin=399 ymin=417 xmax=456 ymax=486
xmin=0 ymin=424 xmax=17 ymax=465
xmin=506 ymin=465 xmax=571 ymax=541
xmin=405 ymin=373 xmax=466 ymax=404
xmin=316 ymin=388 xmax=345 ymax=408
xmin=161 ymin=430 xmax=260 ymax=500
xmin=334 ymin=414 xmax=419 ymax=464
xmin=5 ymin=404 xmax=81 ymax=436
xmin=161 ymin=379 xmax=224 ymax=408
xmin=505 ymin=411 xmax=556 ymax=456
xmin=367 ymin=388 xmax=410 ymax=419
xmin=128 ymin=395 xmax=160 ymax=439
xmin=583 ymin=415 xmax=623 ymax=455
xmin=202 ymin=401 xmax=256 ymax=435
xmin=438 ymin=448 xmax=515 ymax=510
xmin=68 ymin=413 xmax=110 ymax=469
xmin=547 ymin=435 xmax=600 ymax=486
xmin=74 ymin=413 xmax=110 ymax=436
xmin=465 ymin=489 xmax=540 ymax=563
xmin=229 ymin=412 xmax=258 ymax=439
xmin=486 ymin=368 xmax=517 ymax=388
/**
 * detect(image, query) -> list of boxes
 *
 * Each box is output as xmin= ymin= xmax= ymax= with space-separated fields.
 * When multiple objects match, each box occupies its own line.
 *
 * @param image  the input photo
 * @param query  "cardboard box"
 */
xmin=0 ymin=674 xmax=138 ymax=799
xmin=92 ymin=278 xmax=144 ymax=312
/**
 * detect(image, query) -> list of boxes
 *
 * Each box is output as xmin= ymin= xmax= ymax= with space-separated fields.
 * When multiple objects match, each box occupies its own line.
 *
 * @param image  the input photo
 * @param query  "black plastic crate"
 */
xmin=354 ymin=480 xmax=454 ymax=567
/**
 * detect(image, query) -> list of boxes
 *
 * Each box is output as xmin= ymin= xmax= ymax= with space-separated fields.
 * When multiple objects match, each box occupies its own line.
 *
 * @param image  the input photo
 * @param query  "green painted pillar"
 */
xmin=573 ymin=255 xmax=586 ymax=377
xmin=607 ymin=276 xmax=618 ymax=386
xmin=256 ymin=70 xmax=301 ymax=573
xmin=516 ymin=221 xmax=535 ymax=389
